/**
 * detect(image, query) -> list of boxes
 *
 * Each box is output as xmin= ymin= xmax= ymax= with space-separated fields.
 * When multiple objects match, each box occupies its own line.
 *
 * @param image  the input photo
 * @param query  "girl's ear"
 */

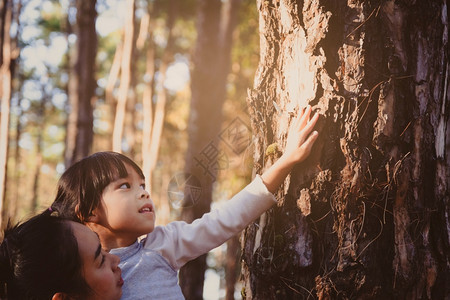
xmin=52 ymin=292 xmax=72 ymax=300
xmin=75 ymin=203 xmax=100 ymax=224
xmin=86 ymin=208 xmax=100 ymax=223
xmin=74 ymin=203 xmax=84 ymax=222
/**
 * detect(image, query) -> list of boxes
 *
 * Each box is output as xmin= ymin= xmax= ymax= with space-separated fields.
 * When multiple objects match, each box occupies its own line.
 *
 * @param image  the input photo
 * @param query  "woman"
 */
xmin=0 ymin=212 xmax=123 ymax=299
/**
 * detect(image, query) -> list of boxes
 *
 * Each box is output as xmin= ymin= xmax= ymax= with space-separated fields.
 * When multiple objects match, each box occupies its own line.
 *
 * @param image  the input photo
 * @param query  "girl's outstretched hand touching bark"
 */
xmin=280 ymin=105 xmax=319 ymax=166
xmin=261 ymin=105 xmax=319 ymax=193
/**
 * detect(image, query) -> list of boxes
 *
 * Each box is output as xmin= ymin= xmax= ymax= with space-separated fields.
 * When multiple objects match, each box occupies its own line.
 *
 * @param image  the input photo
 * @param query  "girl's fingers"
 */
xmin=303 ymin=112 xmax=319 ymax=133
xmin=298 ymin=106 xmax=312 ymax=130
xmin=297 ymin=111 xmax=318 ymax=141
xmin=297 ymin=114 xmax=319 ymax=145
xmin=301 ymin=130 xmax=319 ymax=153
xmin=292 ymin=107 xmax=305 ymax=129
xmin=290 ymin=105 xmax=318 ymax=142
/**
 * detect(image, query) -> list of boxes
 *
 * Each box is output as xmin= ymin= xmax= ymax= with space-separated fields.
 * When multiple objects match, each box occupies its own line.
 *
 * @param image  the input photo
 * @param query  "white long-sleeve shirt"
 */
xmin=110 ymin=175 xmax=276 ymax=299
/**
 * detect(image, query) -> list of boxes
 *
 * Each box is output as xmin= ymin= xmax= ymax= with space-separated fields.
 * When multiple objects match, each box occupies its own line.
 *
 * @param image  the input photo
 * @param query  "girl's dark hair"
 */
xmin=0 ymin=213 xmax=89 ymax=299
xmin=51 ymin=151 xmax=144 ymax=223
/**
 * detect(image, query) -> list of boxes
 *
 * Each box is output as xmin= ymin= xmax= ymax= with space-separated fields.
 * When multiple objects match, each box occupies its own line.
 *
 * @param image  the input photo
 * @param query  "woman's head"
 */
xmin=70 ymin=221 xmax=124 ymax=300
xmin=0 ymin=213 xmax=123 ymax=300
xmin=52 ymin=151 xmax=144 ymax=223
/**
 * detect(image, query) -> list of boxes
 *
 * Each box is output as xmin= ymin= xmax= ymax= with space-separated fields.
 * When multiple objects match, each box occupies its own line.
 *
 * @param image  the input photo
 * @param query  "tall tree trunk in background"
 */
xmin=242 ymin=0 xmax=449 ymax=299
xmin=225 ymin=235 xmax=240 ymax=300
xmin=9 ymin=0 xmax=22 ymax=224
xmin=147 ymin=14 xmax=174 ymax=184
xmin=125 ymin=83 xmax=137 ymax=158
xmin=10 ymin=73 xmax=22 ymax=222
xmin=142 ymin=1 xmax=175 ymax=194
xmin=105 ymin=43 xmax=122 ymax=107
xmin=0 ymin=0 xmax=7 ymax=64
xmin=179 ymin=0 xmax=240 ymax=298
xmin=30 ymin=83 xmax=47 ymax=213
xmin=65 ymin=0 xmax=97 ymax=166
xmin=124 ymin=5 xmax=140 ymax=160
xmin=0 ymin=0 xmax=12 ymax=228
xmin=104 ymin=41 xmax=122 ymax=150
xmin=112 ymin=0 xmax=135 ymax=152
xmin=125 ymin=24 xmax=138 ymax=160
xmin=141 ymin=13 xmax=156 ymax=190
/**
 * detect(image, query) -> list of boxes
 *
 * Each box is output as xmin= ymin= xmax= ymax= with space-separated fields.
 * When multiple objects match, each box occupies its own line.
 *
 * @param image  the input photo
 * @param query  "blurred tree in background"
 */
xmin=179 ymin=0 xmax=240 ymax=298
xmin=0 ymin=0 xmax=15 ymax=227
xmin=0 ymin=0 xmax=259 ymax=298
xmin=65 ymin=0 xmax=97 ymax=166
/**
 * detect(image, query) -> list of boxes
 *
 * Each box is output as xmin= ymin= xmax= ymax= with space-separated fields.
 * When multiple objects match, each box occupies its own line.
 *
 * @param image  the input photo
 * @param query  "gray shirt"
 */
xmin=112 ymin=240 xmax=184 ymax=299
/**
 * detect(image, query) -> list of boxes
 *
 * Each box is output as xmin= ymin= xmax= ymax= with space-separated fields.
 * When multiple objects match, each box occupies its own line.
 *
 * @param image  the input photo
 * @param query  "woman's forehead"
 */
xmin=71 ymin=222 xmax=98 ymax=242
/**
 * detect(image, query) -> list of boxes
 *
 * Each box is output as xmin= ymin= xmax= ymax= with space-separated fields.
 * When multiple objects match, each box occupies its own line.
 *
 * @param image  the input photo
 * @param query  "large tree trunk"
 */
xmin=65 ymin=0 xmax=97 ymax=166
xmin=242 ymin=0 xmax=449 ymax=299
xmin=179 ymin=0 xmax=240 ymax=298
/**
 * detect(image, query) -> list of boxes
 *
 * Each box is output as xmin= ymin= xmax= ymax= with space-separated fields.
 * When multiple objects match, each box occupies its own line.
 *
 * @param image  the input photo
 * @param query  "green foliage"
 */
xmin=36 ymin=1 xmax=67 ymax=36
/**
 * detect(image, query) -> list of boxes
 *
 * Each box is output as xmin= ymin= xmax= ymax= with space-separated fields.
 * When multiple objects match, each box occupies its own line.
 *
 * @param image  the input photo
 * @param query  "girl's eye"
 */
xmin=99 ymin=253 xmax=105 ymax=267
xmin=140 ymin=184 xmax=146 ymax=190
xmin=119 ymin=183 xmax=130 ymax=189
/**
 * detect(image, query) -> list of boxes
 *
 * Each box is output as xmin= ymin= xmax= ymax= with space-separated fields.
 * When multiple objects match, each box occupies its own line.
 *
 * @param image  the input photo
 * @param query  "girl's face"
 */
xmin=96 ymin=163 xmax=155 ymax=247
xmin=71 ymin=222 xmax=124 ymax=300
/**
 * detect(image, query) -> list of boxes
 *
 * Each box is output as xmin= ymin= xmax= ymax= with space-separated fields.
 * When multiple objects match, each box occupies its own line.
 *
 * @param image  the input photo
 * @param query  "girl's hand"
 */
xmin=281 ymin=105 xmax=319 ymax=166
xmin=261 ymin=105 xmax=319 ymax=193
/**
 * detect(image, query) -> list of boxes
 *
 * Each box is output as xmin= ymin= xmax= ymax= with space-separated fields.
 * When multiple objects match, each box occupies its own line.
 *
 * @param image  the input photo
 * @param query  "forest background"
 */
xmin=1 ymin=0 xmax=256 ymax=299
xmin=3 ymin=0 xmax=449 ymax=299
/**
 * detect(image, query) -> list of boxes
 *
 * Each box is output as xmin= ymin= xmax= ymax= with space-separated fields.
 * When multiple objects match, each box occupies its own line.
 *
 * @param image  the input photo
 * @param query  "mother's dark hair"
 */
xmin=0 ymin=213 xmax=90 ymax=299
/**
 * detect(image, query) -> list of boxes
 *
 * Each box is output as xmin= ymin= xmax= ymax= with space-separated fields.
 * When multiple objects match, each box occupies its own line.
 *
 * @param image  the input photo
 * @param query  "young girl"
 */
xmin=51 ymin=106 xmax=319 ymax=299
xmin=0 ymin=212 xmax=123 ymax=300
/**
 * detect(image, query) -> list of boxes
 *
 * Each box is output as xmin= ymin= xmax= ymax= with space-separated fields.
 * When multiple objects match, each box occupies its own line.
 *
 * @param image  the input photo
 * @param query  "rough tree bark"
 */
xmin=242 ymin=0 xmax=449 ymax=299
xmin=65 ymin=0 xmax=97 ymax=166
xmin=179 ymin=0 xmax=240 ymax=299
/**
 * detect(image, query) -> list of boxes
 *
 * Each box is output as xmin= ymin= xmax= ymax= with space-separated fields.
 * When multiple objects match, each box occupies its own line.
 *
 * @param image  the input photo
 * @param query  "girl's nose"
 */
xmin=139 ymin=189 xmax=150 ymax=199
